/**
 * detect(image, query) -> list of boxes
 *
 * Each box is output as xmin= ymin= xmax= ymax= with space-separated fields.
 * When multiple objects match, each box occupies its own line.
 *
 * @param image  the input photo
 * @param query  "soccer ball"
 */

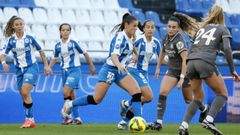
xmin=128 ymin=117 xmax=147 ymax=133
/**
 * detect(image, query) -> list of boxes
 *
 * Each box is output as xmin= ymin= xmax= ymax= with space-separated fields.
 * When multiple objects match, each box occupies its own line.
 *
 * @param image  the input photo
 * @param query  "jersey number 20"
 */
xmin=194 ymin=28 xmax=216 ymax=46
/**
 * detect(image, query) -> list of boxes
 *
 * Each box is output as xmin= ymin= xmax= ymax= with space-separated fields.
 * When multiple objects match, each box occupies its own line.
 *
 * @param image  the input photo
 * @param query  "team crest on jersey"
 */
xmin=176 ymin=42 xmax=184 ymax=50
xmin=24 ymin=38 xmax=29 ymax=43
xmin=115 ymin=44 xmax=120 ymax=49
xmin=12 ymin=40 xmax=16 ymax=43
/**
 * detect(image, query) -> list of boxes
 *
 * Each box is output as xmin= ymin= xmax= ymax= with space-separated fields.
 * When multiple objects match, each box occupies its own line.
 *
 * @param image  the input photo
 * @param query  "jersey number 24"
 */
xmin=194 ymin=28 xmax=216 ymax=46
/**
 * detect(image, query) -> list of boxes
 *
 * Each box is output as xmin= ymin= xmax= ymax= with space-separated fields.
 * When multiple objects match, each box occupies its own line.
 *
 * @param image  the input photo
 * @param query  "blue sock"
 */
xmin=72 ymin=106 xmax=79 ymax=119
xmin=23 ymin=103 xmax=34 ymax=118
xmin=72 ymin=95 xmax=89 ymax=107
xmin=132 ymin=101 xmax=142 ymax=117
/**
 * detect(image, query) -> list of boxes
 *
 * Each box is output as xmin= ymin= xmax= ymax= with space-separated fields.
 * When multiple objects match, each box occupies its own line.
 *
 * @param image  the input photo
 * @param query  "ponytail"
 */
xmin=111 ymin=13 xmax=137 ymax=33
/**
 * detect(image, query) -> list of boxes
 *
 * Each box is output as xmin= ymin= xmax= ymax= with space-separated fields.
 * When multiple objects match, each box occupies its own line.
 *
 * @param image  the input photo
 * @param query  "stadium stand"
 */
xmin=0 ymin=0 xmax=239 ymax=65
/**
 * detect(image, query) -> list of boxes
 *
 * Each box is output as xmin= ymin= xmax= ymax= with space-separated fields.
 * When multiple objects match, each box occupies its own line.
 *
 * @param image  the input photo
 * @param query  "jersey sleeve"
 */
xmin=111 ymin=33 xmax=124 ymax=55
xmin=175 ymin=37 xmax=187 ymax=54
xmin=31 ymin=37 xmax=42 ymax=51
xmin=222 ymin=26 xmax=232 ymax=39
xmin=154 ymin=39 xmax=161 ymax=56
xmin=133 ymin=38 xmax=141 ymax=48
xmin=4 ymin=39 xmax=12 ymax=55
xmin=54 ymin=44 xmax=60 ymax=59
xmin=74 ymin=41 xmax=87 ymax=54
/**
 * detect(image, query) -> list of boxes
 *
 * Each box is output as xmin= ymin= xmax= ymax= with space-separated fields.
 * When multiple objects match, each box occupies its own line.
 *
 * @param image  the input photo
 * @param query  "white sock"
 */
xmin=157 ymin=119 xmax=162 ymax=124
xmin=125 ymin=100 xmax=130 ymax=107
xmin=206 ymin=115 xmax=214 ymax=123
xmin=69 ymin=101 xmax=73 ymax=108
xmin=181 ymin=121 xmax=189 ymax=129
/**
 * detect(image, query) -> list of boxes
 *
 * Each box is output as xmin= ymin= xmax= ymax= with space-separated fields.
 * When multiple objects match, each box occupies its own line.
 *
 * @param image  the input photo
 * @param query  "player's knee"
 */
xmin=144 ymin=93 xmax=153 ymax=103
xmin=87 ymin=95 xmax=99 ymax=105
xmin=160 ymin=90 xmax=168 ymax=96
xmin=21 ymin=92 xmax=30 ymax=101
xmin=184 ymin=98 xmax=192 ymax=104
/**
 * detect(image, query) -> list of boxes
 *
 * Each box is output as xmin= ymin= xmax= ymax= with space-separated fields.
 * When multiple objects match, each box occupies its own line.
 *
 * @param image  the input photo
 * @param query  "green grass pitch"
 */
xmin=0 ymin=123 xmax=239 ymax=135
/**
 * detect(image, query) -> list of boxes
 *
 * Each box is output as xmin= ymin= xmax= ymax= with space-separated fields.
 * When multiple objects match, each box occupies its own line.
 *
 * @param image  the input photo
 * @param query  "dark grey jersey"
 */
xmin=187 ymin=24 xmax=232 ymax=65
xmin=162 ymin=33 xmax=187 ymax=70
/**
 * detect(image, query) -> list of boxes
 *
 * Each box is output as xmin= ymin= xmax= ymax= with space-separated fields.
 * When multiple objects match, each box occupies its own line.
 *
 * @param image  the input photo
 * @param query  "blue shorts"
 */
xmin=62 ymin=67 xmax=81 ymax=89
xmin=16 ymin=63 xmax=39 ymax=90
xmin=98 ymin=63 xmax=129 ymax=84
xmin=129 ymin=68 xmax=149 ymax=87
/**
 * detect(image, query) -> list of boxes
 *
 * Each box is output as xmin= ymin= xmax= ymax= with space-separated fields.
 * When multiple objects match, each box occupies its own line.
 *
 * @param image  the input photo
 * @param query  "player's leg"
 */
xmin=201 ymin=73 xmax=227 ymax=135
xmin=182 ymin=79 xmax=208 ymax=123
xmin=117 ymin=74 xmax=142 ymax=117
xmin=70 ymin=91 xmax=82 ymax=125
xmin=19 ymin=64 xmax=39 ymax=128
xmin=151 ymin=75 xmax=178 ymax=130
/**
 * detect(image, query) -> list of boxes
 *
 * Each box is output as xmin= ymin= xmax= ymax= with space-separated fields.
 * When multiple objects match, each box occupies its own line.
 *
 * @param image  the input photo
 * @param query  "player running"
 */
xmin=61 ymin=13 xmax=142 ymax=120
xmin=0 ymin=16 xmax=52 ymax=128
xmin=118 ymin=20 xmax=161 ymax=130
xmin=175 ymin=5 xmax=240 ymax=135
xmin=49 ymin=23 xmax=95 ymax=125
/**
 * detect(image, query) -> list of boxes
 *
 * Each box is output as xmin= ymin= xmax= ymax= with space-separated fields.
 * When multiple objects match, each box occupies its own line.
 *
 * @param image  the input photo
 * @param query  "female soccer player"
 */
xmin=49 ymin=23 xmax=95 ymax=125
xmin=176 ymin=5 xmax=239 ymax=135
xmin=0 ymin=16 xmax=52 ymax=128
xmin=151 ymin=16 xmax=206 ymax=131
xmin=61 ymin=13 xmax=142 ymax=120
xmin=118 ymin=20 xmax=161 ymax=130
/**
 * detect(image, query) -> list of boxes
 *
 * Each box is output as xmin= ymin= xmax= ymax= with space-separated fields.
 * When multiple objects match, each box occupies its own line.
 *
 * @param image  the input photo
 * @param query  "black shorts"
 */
xmin=186 ymin=59 xmax=219 ymax=79
xmin=166 ymin=69 xmax=191 ymax=88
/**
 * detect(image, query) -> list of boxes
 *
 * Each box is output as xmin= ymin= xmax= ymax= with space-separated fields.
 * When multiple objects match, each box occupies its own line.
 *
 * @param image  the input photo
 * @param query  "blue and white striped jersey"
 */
xmin=106 ymin=31 xmax=134 ymax=67
xmin=54 ymin=38 xmax=86 ymax=69
xmin=129 ymin=35 xmax=161 ymax=71
xmin=4 ymin=33 xmax=42 ymax=68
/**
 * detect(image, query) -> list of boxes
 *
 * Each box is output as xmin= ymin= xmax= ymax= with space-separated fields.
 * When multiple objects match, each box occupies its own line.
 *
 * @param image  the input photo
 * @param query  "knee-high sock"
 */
xmin=157 ymin=95 xmax=167 ymax=120
xmin=183 ymin=100 xmax=202 ymax=123
xmin=23 ymin=102 xmax=34 ymax=118
xmin=208 ymin=95 xmax=227 ymax=119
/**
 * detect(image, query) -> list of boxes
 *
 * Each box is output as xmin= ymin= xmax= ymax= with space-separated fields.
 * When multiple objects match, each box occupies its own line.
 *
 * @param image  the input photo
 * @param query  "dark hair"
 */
xmin=138 ymin=20 xmax=155 ymax=33
xmin=59 ymin=23 xmax=71 ymax=38
xmin=111 ymin=13 xmax=137 ymax=33
xmin=168 ymin=16 xmax=181 ymax=26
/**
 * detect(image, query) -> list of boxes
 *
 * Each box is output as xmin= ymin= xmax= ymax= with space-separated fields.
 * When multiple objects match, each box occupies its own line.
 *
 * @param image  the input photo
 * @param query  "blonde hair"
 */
xmin=3 ymin=16 xmax=24 ymax=38
xmin=201 ymin=4 xmax=224 ymax=28
xmin=173 ymin=5 xmax=224 ymax=37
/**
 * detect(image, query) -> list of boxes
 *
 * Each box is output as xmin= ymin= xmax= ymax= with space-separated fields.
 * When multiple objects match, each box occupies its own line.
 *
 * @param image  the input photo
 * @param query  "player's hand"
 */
xmin=44 ymin=66 xmax=52 ymax=76
xmin=2 ymin=63 xmax=9 ymax=72
xmin=117 ymin=65 xmax=126 ymax=74
xmin=232 ymin=71 xmax=240 ymax=82
xmin=177 ymin=78 xmax=184 ymax=89
xmin=90 ymin=65 xmax=96 ymax=75
xmin=154 ymin=68 xmax=160 ymax=80
xmin=131 ymin=57 xmax=138 ymax=66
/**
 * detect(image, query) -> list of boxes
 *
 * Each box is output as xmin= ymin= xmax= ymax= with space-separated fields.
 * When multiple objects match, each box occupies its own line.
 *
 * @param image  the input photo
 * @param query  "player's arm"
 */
xmin=83 ymin=53 xmax=95 ymax=75
xmin=222 ymin=37 xmax=239 ymax=81
xmin=0 ymin=54 xmax=9 ymax=72
xmin=132 ymin=47 xmax=138 ymax=65
xmin=155 ymin=49 xmax=165 ymax=79
xmin=39 ymin=51 xmax=52 ymax=75
xmin=49 ymin=58 xmax=57 ymax=68
xmin=111 ymin=54 xmax=126 ymax=74
xmin=179 ymin=51 xmax=187 ymax=79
